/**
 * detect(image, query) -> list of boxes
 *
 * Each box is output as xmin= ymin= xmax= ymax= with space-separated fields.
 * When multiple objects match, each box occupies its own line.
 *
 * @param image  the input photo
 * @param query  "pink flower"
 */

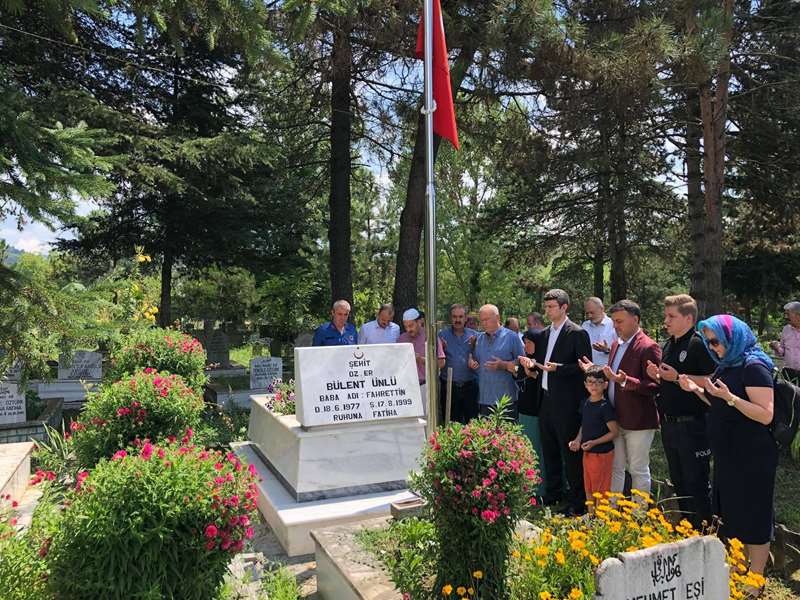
xmin=240 ymin=515 xmax=250 ymax=527
xmin=529 ymin=497 xmax=537 ymax=506
xmin=245 ymin=527 xmax=254 ymax=539
xmin=497 ymin=460 xmax=506 ymax=469
xmin=144 ymin=367 xmax=154 ymax=374
xmin=471 ymin=490 xmax=481 ymax=498
xmin=206 ymin=540 xmax=216 ymax=551
xmin=112 ymin=450 xmax=127 ymax=461
xmin=525 ymin=469 xmax=536 ymax=480
xmin=157 ymin=448 xmax=166 ymax=459
xmin=75 ymin=471 xmax=89 ymax=491
xmin=141 ymin=442 xmax=154 ymax=460
xmin=205 ymin=524 xmax=218 ymax=538
xmin=482 ymin=478 xmax=491 ymax=487
xmin=248 ymin=463 xmax=256 ymax=476
xmin=214 ymin=463 xmax=224 ymax=471
xmin=480 ymin=509 xmax=498 ymax=524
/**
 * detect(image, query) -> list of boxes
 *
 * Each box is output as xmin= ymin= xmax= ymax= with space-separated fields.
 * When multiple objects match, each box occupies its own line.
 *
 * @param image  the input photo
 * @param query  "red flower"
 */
xmin=205 ymin=524 xmax=218 ymax=538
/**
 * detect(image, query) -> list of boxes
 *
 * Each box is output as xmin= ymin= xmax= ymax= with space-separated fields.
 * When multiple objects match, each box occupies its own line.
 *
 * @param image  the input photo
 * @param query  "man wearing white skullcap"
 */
xmin=398 ymin=307 xmax=445 ymax=411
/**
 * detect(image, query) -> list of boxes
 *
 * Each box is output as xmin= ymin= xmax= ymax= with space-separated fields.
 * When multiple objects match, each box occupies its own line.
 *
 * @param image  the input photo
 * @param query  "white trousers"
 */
xmin=611 ymin=427 xmax=656 ymax=495
xmin=420 ymin=383 xmax=427 ymax=417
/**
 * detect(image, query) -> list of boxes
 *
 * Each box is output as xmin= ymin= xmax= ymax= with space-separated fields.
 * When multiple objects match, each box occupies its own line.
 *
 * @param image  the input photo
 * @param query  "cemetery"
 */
xmin=2 ymin=0 xmax=800 ymax=598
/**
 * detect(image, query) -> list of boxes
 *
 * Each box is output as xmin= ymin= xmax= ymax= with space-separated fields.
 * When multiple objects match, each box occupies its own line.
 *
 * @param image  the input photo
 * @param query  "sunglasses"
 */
xmin=706 ymin=338 xmax=722 ymax=348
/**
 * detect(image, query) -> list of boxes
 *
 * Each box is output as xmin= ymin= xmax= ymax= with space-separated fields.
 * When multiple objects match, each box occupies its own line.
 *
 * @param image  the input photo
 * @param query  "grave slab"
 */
xmin=0 ymin=382 xmax=25 ymax=424
xmin=0 ymin=441 xmax=34 ymax=503
xmin=248 ymin=395 xmax=425 ymax=502
xmin=232 ymin=441 xmax=415 ymax=557
xmin=250 ymin=357 xmax=283 ymax=390
xmin=58 ymin=351 xmax=103 ymax=380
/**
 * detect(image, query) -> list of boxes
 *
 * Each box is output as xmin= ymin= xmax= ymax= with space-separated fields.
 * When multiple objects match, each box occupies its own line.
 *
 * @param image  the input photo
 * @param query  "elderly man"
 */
xmin=468 ymin=304 xmax=525 ymax=417
xmin=359 ymin=303 xmax=400 ymax=344
xmin=439 ymin=304 xmax=479 ymax=423
xmin=771 ymin=301 xmax=800 ymax=381
xmin=312 ymin=299 xmax=357 ymax=346
xmin=581 ymin=297 xmax=617 ymax=367
xmin=398 ymin=308 xmax=445 ymax=405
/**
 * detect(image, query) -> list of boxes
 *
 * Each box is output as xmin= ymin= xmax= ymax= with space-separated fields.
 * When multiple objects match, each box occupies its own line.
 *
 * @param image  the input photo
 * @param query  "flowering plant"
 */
xmin=107 ymin=327 xmax=207 ymax=391
xmin=507 ymin=491 xmax=766 ymax=600
xmin=267 ymin=378 xmax=296 ymax=415
xmin=71 ymin=369 xmax=204 ymax=467
xmin=45 ymin=438 xmax=260 ymax=599
xmin=0 ymin=494 xmax=48 ymax=600
xmin=410 ymin=396 xmax=540 ymax=599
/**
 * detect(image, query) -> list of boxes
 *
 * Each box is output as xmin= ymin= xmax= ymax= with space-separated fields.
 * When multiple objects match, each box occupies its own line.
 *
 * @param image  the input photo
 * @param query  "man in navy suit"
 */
xmin=534 ymin=289 xmax=592 ymax=514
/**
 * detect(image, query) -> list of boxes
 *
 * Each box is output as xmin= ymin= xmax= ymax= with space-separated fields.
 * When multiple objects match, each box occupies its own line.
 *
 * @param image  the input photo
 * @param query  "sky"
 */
xmin=1 ymin=198 xmax=96 ymax=255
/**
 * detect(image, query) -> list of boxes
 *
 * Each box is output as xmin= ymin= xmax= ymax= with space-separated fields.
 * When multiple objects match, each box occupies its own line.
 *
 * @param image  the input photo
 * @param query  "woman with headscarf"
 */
xmin=678 ymin=315 xmax=776 ymax=596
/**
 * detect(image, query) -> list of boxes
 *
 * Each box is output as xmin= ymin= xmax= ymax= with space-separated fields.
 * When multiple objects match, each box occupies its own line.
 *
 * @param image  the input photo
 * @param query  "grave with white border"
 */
xmin=0 ymin=382 xmax=25 ymax=425
xmin=234 ymin=342 xmax=426 ymax=556
xmin=58 ymin=351 xmax=103 ymax=380
xmin=249 ymin=357 xmax=283 ymax=390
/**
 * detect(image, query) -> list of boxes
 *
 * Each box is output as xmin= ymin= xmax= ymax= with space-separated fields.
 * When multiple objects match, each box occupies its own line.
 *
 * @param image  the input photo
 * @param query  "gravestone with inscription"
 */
xmin=206 ymin=330 xmax=231 ymax=368
xmin=595 ymin=536 xmax=728 ymax=600
xmin=0 ymin=382 xmax=25 ymax=425
xmin=249 ymin=357 xmax=283 ymax=389
xmin=58 ymin=351 xmax=103 ymax=380
xmin=237 ymin=342 xmax=424 ymax=556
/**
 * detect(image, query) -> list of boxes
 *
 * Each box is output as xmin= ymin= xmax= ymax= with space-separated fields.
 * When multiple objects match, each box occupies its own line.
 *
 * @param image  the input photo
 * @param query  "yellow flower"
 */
xmin=472 ymin=570 xmax=483 ymax=580
xmin=467 ymin=588 xmax=475 ymax=596
xmin=555 ymin=549 xmax=566 ymax=565
xmin=524 ymin=553 xmax=532 ymax=561
xmin=442 ymin=584 xmax=453 ymax=596
xmin=457 ymin=587 xmax=466 ymax=596
xmin=539 ymin=592 xmax=553 ymax=600
xmin=569 ymin=588 xmax=583 ymax=599
xmin=512 ymin=549 xmax=521 ymax=559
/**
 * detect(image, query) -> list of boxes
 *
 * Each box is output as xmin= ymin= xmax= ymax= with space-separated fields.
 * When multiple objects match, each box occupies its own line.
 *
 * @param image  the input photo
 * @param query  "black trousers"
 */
xmin=539 ymin=390 xmax=584 ymax=511
xmin=439 ymin=379 xmax=479 ymax=424
xmin=660 ymin=416 xmax=712 ymax=529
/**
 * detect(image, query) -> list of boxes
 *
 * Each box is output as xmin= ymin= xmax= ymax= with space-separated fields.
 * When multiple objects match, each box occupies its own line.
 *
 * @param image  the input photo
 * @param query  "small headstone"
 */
xmin=250 ymin=357 xmax=283 ymax=389
xmin=58 ymin=351 xmax=103 ymax=380
xmin=0 ymin=382 xmax=26 ymax=424
xmin=293 ymin=332 xmax=313 ymax=348
xmin=206 ymin=330 xmax=231 ymax=368
xmin=594 ymin=536 xmax=728 ymax=600
xmin=294 ymin=343 xmax=423 ymax=427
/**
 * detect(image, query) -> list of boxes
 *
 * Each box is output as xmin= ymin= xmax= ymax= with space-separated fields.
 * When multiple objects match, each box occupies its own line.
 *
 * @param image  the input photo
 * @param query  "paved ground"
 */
xmin=251 ymin=521 xmax=318 ymax=598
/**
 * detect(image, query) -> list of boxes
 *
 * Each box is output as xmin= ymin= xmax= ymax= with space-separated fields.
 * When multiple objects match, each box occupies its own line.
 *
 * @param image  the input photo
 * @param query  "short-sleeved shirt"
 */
xmin=581 ymin=316 xmax=617 ymax=366
xmin=779 ymin=325 xmax=800 ymax=370
xmin=397 ymin=331 xmax=445 ymax=384
xmin=658 ymin=329 xmax=717 ymax=416
xmin=358 ymin=320 xmax=400 ymax=345
xmin=473 ymin=326 xmax=525 ymax=406
xmin=312 ymin=321 xmax=358 ymax=347
xmin=580 ymin=397 xmax=616 ymax=454
xmin=438 ymin=327 xmax=478 ymax=383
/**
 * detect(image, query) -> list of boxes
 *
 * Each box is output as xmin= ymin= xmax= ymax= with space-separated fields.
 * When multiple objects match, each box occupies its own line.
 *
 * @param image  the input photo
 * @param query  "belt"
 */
xmin=440 ymin=379 xmax=473 ymax=388
xmin=661 ymin=414 xmax=703 ymax=424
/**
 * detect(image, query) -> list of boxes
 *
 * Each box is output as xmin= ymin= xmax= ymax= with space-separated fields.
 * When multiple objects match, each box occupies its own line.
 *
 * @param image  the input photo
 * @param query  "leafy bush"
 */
xmin=410 ymin=397 xmax=540 ymax=599
xmin=266 ymin=378 xmax=295 ymax=415
xmin=45 ymin=441 xmax=260 ymax=600
xmin=71 ymin=370 xmax=204 ymax=467
xmin=108 ymin=328 xmax=207 ymax=391
xmin=0 ymin=495 xmax=49 ymax=600
xmin=507 ymin=491 xmax=765 ymax=600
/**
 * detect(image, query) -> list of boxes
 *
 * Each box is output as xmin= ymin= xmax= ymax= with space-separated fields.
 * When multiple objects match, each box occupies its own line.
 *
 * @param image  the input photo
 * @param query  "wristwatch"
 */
xmin=726 ymin=395 xmax=737 ymax=407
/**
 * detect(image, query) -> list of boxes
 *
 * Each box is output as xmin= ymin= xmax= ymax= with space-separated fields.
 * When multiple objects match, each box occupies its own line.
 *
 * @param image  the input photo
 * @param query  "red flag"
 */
xmin=416 ymin=0 xmax=459 ymax=149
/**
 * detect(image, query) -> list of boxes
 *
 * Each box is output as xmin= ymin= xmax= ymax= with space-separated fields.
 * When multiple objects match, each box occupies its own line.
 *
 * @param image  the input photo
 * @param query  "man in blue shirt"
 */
xmin=468 ymin=304 xmax=525 ymax=417
xmin=358 ymin=303 xmax=401 ymax=344
xmin=312 ymin=300 xmax=357 ymax=346
xmin=438 ymin=303 xmax=479 ymax=423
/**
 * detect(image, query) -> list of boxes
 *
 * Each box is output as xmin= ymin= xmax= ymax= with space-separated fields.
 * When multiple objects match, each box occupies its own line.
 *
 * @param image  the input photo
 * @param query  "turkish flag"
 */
xmin=415 ymin=0 xmax=460 ymax=150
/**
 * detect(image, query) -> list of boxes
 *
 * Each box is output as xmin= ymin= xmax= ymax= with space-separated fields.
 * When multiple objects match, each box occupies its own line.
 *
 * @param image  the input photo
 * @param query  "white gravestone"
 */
xmin=58 ymin=351 xmax=103 ymax=380
xmin=0 ymin=382 xmax=26 ymax=424
xmin=594 ymin=536 xmax=729 ymax=600
xmin=0 ymin=361 xmax=22 ymax=381
xmin=250 ymin=357 xmax=283 ymax=389
xmin=295 ymin=343 xmax=423 ymax=427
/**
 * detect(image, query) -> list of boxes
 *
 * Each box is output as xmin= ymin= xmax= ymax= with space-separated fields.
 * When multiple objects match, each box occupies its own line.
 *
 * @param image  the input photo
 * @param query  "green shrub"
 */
xmin=0 ymin=495 xmax=49 ymax=600
xmin=45 ymin=441 xmax=260 ymax=600
xmin=71 ymin=370 xmax=204 ymax=467
xmin=410 ymin=397 xmax=540 ymax=600
xmin=108 ymin=328 xmax=207 ymax=391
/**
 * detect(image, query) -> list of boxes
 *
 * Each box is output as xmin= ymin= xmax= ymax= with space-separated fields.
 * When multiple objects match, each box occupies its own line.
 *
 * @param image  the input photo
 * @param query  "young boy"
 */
xmin=569 ymin=366 xmax=619 ymax=498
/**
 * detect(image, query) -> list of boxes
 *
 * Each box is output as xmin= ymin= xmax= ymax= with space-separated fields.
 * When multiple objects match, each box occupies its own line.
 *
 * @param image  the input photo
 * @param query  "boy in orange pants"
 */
xmin=569 ymin=366 xmax=619 ymax=498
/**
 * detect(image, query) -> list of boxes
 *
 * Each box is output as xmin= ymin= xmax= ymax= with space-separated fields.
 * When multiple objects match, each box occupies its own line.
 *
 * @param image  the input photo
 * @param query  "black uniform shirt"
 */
xmin=657 ymin=329 xmax=717 ymax=417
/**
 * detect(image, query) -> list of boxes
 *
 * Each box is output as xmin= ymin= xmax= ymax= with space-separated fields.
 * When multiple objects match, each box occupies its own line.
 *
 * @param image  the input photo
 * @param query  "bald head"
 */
xmin=479 ymin=304 xmax=501 ymax=334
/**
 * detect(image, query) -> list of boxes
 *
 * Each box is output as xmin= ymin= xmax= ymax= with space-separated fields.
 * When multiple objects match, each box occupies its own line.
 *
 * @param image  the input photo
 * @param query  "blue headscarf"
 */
xmin=696 ymin=314 xmax=774 ymax=371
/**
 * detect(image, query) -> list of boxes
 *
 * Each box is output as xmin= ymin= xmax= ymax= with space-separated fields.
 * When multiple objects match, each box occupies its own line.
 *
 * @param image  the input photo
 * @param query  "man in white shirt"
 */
xmin=581 ymin=297 xmax=617 ymax=367
xmin=358 ymin=303 xmax=400 ymax=344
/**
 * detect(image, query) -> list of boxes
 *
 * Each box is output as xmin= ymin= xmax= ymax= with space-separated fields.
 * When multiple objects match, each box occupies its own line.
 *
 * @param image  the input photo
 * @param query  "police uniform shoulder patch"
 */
xmin=679 ymin=350 xmax=687 ymax=363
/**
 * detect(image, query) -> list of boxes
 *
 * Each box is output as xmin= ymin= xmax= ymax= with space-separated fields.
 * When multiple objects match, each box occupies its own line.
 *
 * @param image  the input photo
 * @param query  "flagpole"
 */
xmin=422 ymin=0 xmax=438 ymax=436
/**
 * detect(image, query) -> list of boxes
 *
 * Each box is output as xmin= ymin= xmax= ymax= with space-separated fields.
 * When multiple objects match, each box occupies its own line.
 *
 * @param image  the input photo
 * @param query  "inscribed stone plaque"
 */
xmin=294 ymin=343 xmax=423 ymax=427
xmin=58 ymin=351 xmax=103 ymax=380
xmin=206 ymin=330 xmax=230 ymax=367
xmin=594 ymin=536 xmax=728 ymax=600
xmin=250 ymin=357 xmax=283 ymax=389
xmin=0 ymin=361 xmax=22 ymax=381
xmin=0 ymin=382 xmax=26 ymax=424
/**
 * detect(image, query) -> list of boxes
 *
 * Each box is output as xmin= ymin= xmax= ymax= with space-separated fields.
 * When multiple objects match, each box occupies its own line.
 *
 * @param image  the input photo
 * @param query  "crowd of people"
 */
xmin=312 ymin=293 xmax=800 ymax=590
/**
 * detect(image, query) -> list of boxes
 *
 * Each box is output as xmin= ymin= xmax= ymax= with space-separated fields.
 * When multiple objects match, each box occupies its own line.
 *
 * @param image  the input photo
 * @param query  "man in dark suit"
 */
xmin=581 ymin=299 xmax=662 ymax=497
xmin=534 ymin=289 xmax=592 ymax=514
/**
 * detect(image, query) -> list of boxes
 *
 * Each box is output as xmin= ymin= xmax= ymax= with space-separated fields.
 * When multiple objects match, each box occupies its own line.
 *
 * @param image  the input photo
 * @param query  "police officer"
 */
xmin=646 ymin=294 xmax=716 ymax=528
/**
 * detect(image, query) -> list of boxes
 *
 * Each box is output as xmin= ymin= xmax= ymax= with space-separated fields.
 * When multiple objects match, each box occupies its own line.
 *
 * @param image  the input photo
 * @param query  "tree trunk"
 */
xmin=593 ymin=250 xmax=605 ymax=299
xmin=328 ymin=18 xmax=354 ymax=310
xmin=686 ymin=85 xmax=707 ymax=315
xmin=392 ymin=44 xmax=477 ymax=317
xmin=158 ymin=245 xmax=173 ymax=328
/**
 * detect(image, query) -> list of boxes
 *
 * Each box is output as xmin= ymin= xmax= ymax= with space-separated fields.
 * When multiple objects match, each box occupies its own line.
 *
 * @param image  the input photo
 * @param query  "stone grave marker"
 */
xmin=206 ymin=329 xmax=231 ymax=368
xmin=58 ymin=351 xmax=103 ymax=380
xmin=293 ymin=332 xmax=313 ymax=348
xmin=294 ymin=343 xmax=423 ymax=427
xmin=0 ymin=382 xmax=25 ymax=424
xmin=595 ymin=536 xmax=728 ymax=600
xmin=249 ymin=357 xmax=283 ymax=390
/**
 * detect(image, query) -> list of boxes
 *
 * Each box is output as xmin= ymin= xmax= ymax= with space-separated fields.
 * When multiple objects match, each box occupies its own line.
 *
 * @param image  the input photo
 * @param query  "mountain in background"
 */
xmin=1 ymin=245 xmax=24 ymax=266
